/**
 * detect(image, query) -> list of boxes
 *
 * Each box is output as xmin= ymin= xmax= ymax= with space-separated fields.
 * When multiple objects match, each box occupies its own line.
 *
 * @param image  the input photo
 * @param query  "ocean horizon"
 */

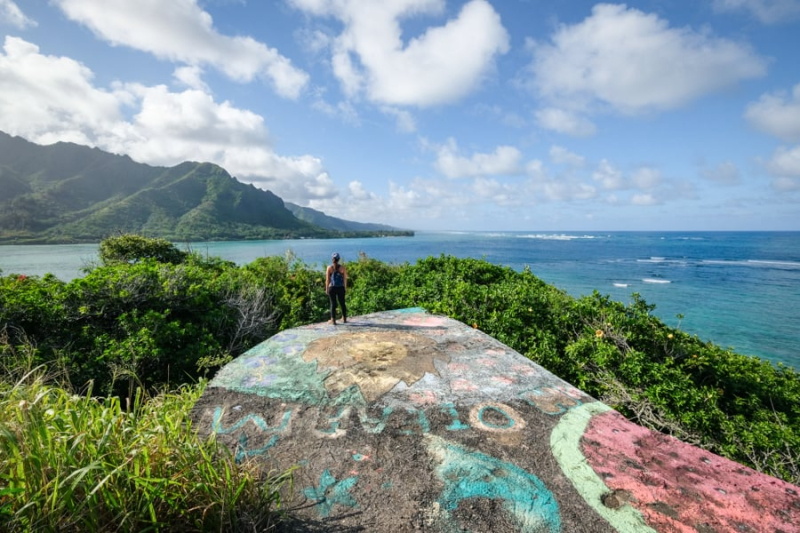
xmin=2 ymin=230 xmax=798 ymax=370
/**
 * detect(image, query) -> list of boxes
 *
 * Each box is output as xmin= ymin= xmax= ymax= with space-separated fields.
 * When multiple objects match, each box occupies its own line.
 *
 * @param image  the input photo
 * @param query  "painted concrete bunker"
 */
xmin=191 ymin=308 xmax=800 ymax=532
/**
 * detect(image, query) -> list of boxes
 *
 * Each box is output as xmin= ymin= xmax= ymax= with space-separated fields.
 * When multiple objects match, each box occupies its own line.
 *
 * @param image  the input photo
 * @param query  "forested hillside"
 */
xmin=0 ymin=132 xmax=409 ymax=243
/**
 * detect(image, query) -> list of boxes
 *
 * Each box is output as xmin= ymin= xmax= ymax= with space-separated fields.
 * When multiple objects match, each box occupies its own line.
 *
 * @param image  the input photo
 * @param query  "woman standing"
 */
xmin=325 ymin=252 xmax=347 ymax=324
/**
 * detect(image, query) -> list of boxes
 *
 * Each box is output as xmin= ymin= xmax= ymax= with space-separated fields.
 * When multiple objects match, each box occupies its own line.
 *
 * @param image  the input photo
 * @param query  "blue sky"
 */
xmin=1 ymin=0 xmax=799 ymax=231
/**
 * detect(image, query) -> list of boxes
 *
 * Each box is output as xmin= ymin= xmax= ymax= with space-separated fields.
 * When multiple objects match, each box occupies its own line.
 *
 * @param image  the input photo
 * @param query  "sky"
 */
xmin=1 ymin=0 xmax=800 ymax=231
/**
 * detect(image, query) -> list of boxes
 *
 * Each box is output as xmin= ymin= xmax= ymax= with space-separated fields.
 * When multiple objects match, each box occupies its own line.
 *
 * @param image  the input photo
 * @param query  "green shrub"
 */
xmin=99 ymin=234 xmax=188 ymax=265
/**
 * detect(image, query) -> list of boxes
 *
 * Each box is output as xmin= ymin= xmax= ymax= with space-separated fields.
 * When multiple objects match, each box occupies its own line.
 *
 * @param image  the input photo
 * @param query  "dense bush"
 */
xmin=0 ymin=242 xmax=328 ymax=398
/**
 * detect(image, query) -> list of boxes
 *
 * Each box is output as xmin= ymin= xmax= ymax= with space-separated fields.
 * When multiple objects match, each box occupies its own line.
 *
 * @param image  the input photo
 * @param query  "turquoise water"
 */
xmin=1 ymin=231 xmax=798 ymax=369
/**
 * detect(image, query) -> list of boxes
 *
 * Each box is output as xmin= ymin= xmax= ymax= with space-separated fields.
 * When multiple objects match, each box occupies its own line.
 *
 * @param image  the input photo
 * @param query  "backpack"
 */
xmin=330 ymin=264 xmax=344 ymax=287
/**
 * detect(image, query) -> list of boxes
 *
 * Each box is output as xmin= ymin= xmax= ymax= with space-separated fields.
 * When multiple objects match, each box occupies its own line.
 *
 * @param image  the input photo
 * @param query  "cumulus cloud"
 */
xmin=632 ymin=167 xmax=662 ymax=190
xmin=592 ymin=160 xmax=625 ymax=190
xmin=434 ymin=138 xmax=523 ymax=178
xmin=745 ymin=83 xmax=800 ymax=143
xmin=381 ymin=106 xmax=417 ymax=133
xmin=702 ymin=161 xmax=741 ymax=185
xmin=0 ymin=36 xmax=336 ymax=204
xmin=527 ymin=4 xmax=767 ymax=134
xmin=173 ymin=65 xmax=210 ymax=92
xmin=0 ymin=37 xmax=122 ymax=145
xmin=549 ymin=145 xmax=585 ymax=167
xmin=713 ymin=0 xmax=800 ymax=23
xmin=53 ymin=0 xmax=308 ymax=98
xmin=766 ymin=145 xmax=800 ymax=178
xmin=0 ymin=0 xmax=36 ymax=28
xmin=289 ymin=0 xmax=509 ymax=107
xmin=535 ymin=108 xmax=596 ymax=137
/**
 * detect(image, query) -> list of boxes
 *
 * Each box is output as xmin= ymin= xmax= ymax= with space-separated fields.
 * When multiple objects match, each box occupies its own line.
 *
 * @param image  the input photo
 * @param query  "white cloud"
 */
xmin=311 ymin=88 xmax=361 ymax=125
xmin=472 ymin=177 xmax=526 ymax=207
xmin=632 ymin=167 xmax=662 ymax=190
xmin=632 ymin=193 xmax=659 ymax=206
xmin=713 ymin=0 xmax=800 ymax=23
xmin=541 ymin=181 xmax=596 ymax=202
xmin=702 ymin=161 xmax=741 ymax=185
xmin=592 ymin=159 xmax=625 ymax=190
xmin=549 ymin=145 xmax=585 ymax=167
xmin=381 ymin=106 xmax=417 ymax=133
xmin=0 ymin=0 xmax=36 ymax=28
xmin=0 ymin=37 xmax=122 ymax=144
xmin=528 ymin=4 xmax=766 ymax=116
xmin=173 ymin=65 xmax=209 ymax=92
xmin=0 ymin=36 xmax=336 ymax=204
xmin=434 ymin=138 xmax=522 ymax=178
xmin=535 ymin=107 xmax=596 ymax=137
xmin=745 ymin=83 xmax=800 ymax=143
xmin=766 ymin=145 xmax=800 ymax=178
xmin=53 ymin=0 xmax=308 ymax=98
xmin=289 ymin=0 xmax=509 ymax=107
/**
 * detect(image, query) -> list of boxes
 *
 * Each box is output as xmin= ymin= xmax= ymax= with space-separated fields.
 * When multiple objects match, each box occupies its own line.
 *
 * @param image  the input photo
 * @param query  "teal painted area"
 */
xmin=330 ymin=385 xmax=367 ymax=408
xmin=427 ymin=435 xmax=561 ymax=533
xmin=210 ymin=329 xmax=330 ymax=404
xmin=477 ymin=405 xmax=515 ymax=429
xmin=316 ymin=406 xmax=349 ymax=435
xmin=235 ymin=433 xmax=279 ymax=463
xmin=357 ymin=405 xmax=394 ymax=434
xmin=303 ymin=469 xmax=359 ymax=518
xmin=395 ymin=307 xmax=426 ymax=313
xmin=212 ymin=407 xmax=293 ymax=435
xmin=399 ymin=408 xmax=430 ymax=435
xmin=441 ymin=403 xmax=470 ymax=431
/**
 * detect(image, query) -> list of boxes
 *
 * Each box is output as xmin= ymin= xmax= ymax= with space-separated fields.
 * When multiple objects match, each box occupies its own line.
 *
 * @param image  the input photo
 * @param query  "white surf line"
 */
xmin=549 ymin=402 xmax=657 ymax=533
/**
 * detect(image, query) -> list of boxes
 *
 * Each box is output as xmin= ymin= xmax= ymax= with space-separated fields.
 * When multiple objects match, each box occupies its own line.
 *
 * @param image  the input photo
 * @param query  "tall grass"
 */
xmin=0 ymin=365 xmax=292 ymax=532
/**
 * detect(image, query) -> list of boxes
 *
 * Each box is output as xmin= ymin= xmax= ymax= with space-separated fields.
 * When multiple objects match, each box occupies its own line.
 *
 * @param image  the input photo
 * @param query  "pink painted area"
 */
xmin=490 ymin=376 xmax=516 ymax=386
xmin=511 ymin=364 xmax=539 ymax=376
xmin=408 ymin=390 xmax=439 ymax=405
xmin=401 ymin=315 xmax=449 ymax=327
xmin=582 ymin=410 xmax=799 ymax=532
xmin=451 ymin=379 xmax=479 ymax=392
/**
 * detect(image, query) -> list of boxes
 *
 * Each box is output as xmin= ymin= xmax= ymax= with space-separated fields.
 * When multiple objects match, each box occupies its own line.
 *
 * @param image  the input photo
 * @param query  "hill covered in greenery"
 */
xmin=0 ymin=132 xmax=411 ymax=243
xmin=285 ymin=201 xmax=401 ymax=232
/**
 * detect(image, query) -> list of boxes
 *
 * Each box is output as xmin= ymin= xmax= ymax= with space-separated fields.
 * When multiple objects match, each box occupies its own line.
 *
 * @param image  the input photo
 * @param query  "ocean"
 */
xmin=1 ymin=231 xmax=798 ymax=369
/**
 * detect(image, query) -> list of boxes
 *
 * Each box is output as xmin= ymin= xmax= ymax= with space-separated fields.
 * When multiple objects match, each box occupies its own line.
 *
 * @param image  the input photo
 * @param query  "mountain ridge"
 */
xmin=0 ymin=132 xmax=411 ymax=243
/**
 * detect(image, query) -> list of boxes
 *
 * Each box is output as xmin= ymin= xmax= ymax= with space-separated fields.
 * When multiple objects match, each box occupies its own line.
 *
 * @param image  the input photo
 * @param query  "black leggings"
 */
xmin=328 ymin=286 xmax=347 ymax=321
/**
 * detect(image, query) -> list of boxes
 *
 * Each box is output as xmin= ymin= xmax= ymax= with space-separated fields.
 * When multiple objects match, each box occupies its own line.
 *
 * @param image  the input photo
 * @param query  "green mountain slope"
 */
xmin=284 ymin=202 xmax=406 ymax=232
xmin=0 ymin=132 xmax=408 ymax=243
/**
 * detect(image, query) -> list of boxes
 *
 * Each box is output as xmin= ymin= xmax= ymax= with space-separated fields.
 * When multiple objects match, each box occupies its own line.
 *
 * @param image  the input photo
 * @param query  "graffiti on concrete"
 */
xmin=303 ymin=469 xmax=359 ymax=518
xmin=207 ymin=309 xmax=589 ymax=411
xmin=196 ymin=308 xmax=800 ymax=531
xmin=581 ymin=408 xmax=798 ymax=533
xmin=426 ymin=435 xmax=561 ymax=533
xmin=302 ymin=331 xmax=447 ymax=402
xmin=210 ymin=388 xmax=583 ymax=443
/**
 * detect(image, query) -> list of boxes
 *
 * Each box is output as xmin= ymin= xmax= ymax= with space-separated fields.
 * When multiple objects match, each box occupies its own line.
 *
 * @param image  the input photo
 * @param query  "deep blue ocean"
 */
xmin=1 ymin=231 xmax=798 ymax=369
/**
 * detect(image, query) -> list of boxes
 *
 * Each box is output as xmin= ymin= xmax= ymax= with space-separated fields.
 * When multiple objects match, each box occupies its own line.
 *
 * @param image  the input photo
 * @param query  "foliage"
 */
xmin=99 ymin=234 xmax=188 ymax=265
xmin=0 ymin=241 xmax=290 ymax=397
xmin=0 ymin=366 xmax=291 ymax=532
